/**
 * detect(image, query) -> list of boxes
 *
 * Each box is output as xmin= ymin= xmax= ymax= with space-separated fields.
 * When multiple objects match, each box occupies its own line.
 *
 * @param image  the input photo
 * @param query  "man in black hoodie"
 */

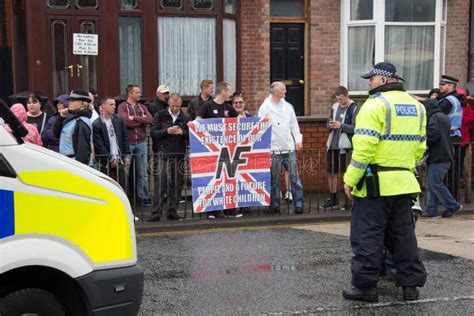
xmin=423 ymin=99 xmax=462 ymax=218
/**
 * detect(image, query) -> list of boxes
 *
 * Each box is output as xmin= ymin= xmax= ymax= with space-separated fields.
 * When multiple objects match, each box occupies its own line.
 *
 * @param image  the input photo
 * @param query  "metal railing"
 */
xmin=93 ymin=143 xmax=473 ymax=222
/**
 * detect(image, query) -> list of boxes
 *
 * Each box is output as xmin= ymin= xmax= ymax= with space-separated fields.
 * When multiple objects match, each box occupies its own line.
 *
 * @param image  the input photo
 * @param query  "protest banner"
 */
xmin=189 ymin=117 xmax=271 ymax=213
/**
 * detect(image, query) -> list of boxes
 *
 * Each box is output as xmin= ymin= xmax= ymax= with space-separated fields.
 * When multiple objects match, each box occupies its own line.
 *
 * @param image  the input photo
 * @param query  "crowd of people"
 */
xmin=2 ymin=71 xmax=472 ymax=225
xmin=3 ymin=62 xmax=473 ymax=303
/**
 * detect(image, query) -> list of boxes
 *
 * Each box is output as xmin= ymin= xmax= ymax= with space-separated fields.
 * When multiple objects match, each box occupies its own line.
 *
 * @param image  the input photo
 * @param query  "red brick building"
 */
xmin=1 ymin=0 xmax=472 ymax=148
xmin=1 ymin=0 xmax=473 ymax=192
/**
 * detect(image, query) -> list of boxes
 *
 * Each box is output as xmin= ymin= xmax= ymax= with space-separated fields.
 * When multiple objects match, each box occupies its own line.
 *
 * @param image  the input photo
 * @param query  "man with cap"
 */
xmin=148 ymin=85 xmax=170 ymax=117
xmin=438 ymin=75 xmax=464 ymax=200
xmin=42 ymin=94 xmax=69 ymax=152
xmin=342 ymin=62 xmax=427 ymax=302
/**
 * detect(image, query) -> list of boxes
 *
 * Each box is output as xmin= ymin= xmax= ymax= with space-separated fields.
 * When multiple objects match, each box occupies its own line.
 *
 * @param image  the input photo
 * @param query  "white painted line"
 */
xmin=261 ymin=294 xmax=474 ymax=315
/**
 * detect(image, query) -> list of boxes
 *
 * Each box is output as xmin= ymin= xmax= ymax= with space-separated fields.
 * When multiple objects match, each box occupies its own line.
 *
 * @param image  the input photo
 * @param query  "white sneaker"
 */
xmin=207 ymin=214 xmax=216 ymax=219
xmin=284 ymin=191 xmax=293 ymax=201
xmin=234 ymin=214 xmax=243 ymax=218
xmin=134 ymin=216 xmax=140 ymax=222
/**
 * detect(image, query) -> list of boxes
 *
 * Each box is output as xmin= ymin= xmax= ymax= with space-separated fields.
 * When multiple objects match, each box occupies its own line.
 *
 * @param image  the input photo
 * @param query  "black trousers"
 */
xmin=151 ymin=154 xmax=185 ymax=217
xmin=350 ymin=194 xmax=427 ymax=288
xmin=99 ymin=163 xmax=127 ymax=191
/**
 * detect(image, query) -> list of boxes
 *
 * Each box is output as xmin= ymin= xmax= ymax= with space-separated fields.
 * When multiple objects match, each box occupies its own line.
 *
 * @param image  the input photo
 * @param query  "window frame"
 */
xmin=340 ymin=0 xmax=447 ymax=95
xmin=155 ymin=0 xmax=240 ymax=96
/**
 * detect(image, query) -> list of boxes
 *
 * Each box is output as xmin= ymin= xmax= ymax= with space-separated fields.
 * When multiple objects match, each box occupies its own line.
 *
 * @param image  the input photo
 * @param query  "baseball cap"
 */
xmin=157 ymin=85 xmax=170 ymax=94
xmin=53 ymin=94 xmax=70 ymax=107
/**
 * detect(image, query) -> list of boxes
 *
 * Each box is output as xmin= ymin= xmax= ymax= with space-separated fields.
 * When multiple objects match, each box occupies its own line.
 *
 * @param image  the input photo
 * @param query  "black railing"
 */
xmin=93 ymin=143 xmax=473 ymax=222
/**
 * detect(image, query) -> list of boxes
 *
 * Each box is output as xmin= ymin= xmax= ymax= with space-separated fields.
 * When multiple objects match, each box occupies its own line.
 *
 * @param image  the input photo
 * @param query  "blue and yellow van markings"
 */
xmin=0 ymin=189 xmax=14 ymax=239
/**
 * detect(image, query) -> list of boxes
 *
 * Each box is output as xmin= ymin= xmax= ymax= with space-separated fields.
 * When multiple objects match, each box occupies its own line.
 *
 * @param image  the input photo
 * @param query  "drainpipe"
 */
xmin=469 ymin=0 xmax=474 ymax=82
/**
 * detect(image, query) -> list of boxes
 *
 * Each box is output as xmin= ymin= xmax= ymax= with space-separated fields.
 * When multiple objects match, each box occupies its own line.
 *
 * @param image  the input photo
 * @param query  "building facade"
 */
xmin=1 ymin=0 xmax=472 ymax=116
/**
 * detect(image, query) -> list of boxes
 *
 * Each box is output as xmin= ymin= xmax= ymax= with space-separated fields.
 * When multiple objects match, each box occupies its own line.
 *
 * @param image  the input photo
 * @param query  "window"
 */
xmin=122 ymin=0 xmax=138 ymax=9
xmin=270 ymin=0 xmax=304 ymax=18
xmin=342 ymin=0 xmax=446 ymax=92
xmin=119 ymin=17 xmax=142 ymax=93
xmin=51 ymin=20 xmax=68 ymax=97
xmin=46 ymin=0 xmax=70 ymax=9
xmin=191 ymin=0 xmax=214 ymax=11
xmin=156 ymin=2 xmax=239 ymax=96
xmin=79 ymin=21 xmax=97 ymax=91
xmin=160 ymin=0 xmax=183 ymax=10
xmin=76 ymin=0 xmax=99 ymax=10
xmin=157 ymin=17 xmax=216 ymax=96
xmin=223 ymin=19 xmax=237 ymax=89
xmin=224 ymin=0 xmax=237 ymax=14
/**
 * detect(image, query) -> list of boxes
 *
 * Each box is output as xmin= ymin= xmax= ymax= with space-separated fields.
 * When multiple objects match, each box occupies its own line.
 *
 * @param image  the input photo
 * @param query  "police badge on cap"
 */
xmin=361 ymin=62 xmax=404 ymax=81
xmin=440 ymin=75 xmax=459 ymax=84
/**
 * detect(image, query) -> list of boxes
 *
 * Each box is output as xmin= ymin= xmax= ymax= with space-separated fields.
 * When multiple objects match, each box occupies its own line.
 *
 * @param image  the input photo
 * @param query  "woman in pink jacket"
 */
xmin=5 ymin=103 xmax=43 ymax=146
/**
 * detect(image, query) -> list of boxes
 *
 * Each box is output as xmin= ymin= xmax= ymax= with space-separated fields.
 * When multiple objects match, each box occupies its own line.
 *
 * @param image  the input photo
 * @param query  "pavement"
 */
xmin=135 ymin=201 xmax=474 ymax=234
xmin=297 ymin=214 xmax=474 ymax=260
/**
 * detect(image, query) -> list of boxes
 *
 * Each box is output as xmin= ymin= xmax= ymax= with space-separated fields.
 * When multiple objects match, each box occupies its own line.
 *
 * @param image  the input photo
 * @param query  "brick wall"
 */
xmin=298 ymin=119 xmax=329 ymax=190
xmin=445 ymin=0 xmax=470 ymax=87
xmin=240 ymin=0 xmax=270 ymax=115
xmin=307 ymin=0 xmax=342 ymax=116
xmin=238 ymin=0 xmax=472 ymax=190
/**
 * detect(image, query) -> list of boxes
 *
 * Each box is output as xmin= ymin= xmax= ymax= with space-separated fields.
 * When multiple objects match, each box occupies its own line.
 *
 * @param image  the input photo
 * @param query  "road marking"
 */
xmin=261 ymin=295 xmax=474 ymax=314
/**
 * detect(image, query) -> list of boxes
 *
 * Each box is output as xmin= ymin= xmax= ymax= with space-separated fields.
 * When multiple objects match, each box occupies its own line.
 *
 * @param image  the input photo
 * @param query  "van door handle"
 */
xmin=0 ymin=154 xmax=17 ymax=178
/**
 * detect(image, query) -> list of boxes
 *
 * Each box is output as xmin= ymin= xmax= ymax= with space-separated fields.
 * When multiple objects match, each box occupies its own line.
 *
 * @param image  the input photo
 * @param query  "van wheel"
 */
xmin=0 ymin=288 xmax=67 ymax=316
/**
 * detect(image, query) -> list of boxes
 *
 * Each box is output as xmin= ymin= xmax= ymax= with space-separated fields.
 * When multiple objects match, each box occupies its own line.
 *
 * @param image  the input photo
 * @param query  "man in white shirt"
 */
xmin=92 ymin=97 xmax=131 ymax=190
xmin=258 ymin=81 xmax=304 ymax=214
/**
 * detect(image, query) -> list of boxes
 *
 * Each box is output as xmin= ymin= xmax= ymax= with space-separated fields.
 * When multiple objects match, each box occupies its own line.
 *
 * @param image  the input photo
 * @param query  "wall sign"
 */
xmin=73 ymin=33 xmax=98 ymax=55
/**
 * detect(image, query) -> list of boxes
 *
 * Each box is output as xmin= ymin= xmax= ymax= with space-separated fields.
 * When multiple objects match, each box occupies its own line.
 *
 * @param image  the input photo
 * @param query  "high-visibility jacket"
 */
xmin=343 ymin=87 xmax=426 ymax=197
xmin=444 ymin=95 xmax=462 ymax=137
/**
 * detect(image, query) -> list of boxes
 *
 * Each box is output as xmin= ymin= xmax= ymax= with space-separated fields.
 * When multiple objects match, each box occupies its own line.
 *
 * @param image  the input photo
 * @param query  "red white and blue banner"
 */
xmin=189 ymin=117 xmax=272 ymax=213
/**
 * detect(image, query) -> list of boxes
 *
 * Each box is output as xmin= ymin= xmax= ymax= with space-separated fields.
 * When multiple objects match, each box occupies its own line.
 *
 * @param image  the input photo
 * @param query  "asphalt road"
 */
xmin=137 ymin=217 xmax=474 ymax=315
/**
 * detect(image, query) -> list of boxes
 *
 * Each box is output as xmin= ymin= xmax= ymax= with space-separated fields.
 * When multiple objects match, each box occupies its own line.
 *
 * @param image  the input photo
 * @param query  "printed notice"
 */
xmin=73 ymin=33 xmax=98 ymax=56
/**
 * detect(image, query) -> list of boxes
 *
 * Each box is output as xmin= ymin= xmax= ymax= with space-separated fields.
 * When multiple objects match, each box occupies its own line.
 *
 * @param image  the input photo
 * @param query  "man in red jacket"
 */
xmin=118 ymin=84 xmax=153 ymax=206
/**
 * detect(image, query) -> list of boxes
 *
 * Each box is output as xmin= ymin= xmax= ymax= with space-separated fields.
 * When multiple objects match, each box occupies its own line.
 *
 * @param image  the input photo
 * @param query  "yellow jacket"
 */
xmin=343 ymin=83 xmax=426 ymax=197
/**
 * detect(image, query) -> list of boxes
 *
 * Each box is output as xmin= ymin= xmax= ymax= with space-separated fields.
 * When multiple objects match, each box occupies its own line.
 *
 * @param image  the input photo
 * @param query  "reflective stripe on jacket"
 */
xmin=60 ymin=116 xmax=93 ymax=166
xmin=445 ymin=95 xmax=462 ymax=137
xmin=343 ymin=89 xmax=426 ymax=197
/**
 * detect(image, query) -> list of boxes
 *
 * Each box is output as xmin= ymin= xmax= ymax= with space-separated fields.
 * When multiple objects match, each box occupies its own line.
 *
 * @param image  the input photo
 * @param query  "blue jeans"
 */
xmin=426 ymin=161 xmax=460 ymax=216
xmin=271 ymin=151 xmax=303 ymax=209
xmin=128 ymin=141 xmax=149 ymax=201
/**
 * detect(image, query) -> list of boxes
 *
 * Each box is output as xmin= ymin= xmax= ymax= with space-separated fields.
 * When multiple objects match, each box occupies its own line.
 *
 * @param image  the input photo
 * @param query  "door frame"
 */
xmin=46 ymin=15 xmax=100 ymax=97
xmin=45 ymin=14 xmax=101 ymax=98
xmin=270 ymin=2 xmax=308 ymax=116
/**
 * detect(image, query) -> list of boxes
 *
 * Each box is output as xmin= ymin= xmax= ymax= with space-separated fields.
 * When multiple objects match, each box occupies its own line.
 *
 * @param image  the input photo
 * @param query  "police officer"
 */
xmin=438 ymin=75 xmax=463 ymax=200
xmin=342 ymin=62 xmax=427 ymax=302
